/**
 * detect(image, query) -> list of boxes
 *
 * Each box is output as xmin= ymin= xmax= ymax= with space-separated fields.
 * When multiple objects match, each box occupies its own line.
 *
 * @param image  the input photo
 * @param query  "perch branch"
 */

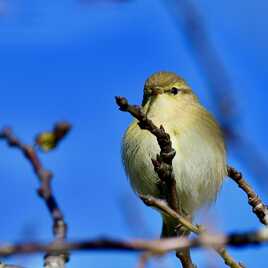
xmin=115 ymin=96 xmax=178 ymax=212
xmin=116 ymin=96 xmax=242 ymax=268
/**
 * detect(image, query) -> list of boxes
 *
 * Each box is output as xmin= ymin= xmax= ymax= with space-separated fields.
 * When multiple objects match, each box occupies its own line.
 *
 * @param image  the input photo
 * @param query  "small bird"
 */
xmin=122 ymin=71 xmax=227 ymax=237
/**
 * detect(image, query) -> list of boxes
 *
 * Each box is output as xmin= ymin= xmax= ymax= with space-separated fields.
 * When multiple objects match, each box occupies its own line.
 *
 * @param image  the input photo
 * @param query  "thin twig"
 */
xmin=0 ymin=125 xmax=70 ymax=267
xmin=227 ymin=166 xmax=268 ymax=225
xmin=141 ymin=196 xmax=200 ymax=233
xmin=115 ymin=96 xmax=178 ymax=212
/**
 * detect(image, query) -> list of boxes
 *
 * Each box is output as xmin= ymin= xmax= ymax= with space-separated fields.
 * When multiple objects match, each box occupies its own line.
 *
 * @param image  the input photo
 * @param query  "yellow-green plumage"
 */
xmin=122 ymin=72 xmax=226 ymax=236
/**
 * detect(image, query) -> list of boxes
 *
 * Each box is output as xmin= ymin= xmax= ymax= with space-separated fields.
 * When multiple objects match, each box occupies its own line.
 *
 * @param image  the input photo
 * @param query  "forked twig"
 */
xmin=0 ymin=124 xmax=70 ymax=268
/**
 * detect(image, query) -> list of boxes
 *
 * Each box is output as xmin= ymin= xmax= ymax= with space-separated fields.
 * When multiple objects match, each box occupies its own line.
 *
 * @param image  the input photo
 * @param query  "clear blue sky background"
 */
xmin=0 ymin=0 xmax=268 ymax=267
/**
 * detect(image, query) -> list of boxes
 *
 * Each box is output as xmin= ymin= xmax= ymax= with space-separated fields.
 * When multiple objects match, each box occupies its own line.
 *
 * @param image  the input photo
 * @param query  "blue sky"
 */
xmin=0 ymin=0 xmax=267 ymax=267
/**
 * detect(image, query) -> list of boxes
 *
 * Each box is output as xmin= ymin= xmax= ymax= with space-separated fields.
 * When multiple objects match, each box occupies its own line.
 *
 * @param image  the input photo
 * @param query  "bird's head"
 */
xmin=142 ymin=72 xmax=196 ymax=107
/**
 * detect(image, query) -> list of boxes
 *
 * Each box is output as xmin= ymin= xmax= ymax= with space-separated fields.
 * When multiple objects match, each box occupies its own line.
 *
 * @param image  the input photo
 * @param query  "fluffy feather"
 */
xmin=121 ymin=72 xmax=227 ymax=236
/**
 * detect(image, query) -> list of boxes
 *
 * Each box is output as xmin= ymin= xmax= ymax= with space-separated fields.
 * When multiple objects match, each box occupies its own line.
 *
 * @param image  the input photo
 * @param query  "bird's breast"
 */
xmin=122 ymin=99 xmax=226 ymax=214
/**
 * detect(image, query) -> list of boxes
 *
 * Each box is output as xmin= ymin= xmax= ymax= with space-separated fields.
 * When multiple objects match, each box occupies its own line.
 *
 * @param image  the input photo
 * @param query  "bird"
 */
xmin=121 ymin=71 xmax=227 ymax=237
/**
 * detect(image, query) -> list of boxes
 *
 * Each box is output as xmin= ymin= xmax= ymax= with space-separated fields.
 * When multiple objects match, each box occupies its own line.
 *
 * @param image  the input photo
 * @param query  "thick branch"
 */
xmin=0 ymin=228 xmax=268 ymax=258
xmin=228 ymin=166 xmax=268 ymax=225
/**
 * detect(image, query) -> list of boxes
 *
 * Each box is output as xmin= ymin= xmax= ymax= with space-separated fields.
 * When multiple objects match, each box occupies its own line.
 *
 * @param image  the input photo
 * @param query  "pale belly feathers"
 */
xmin=122 ymin=95 xmax=226 ymax=215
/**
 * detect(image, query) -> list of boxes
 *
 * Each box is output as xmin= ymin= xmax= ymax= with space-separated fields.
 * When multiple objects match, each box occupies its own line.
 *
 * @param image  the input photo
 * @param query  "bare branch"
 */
xmin=0 ymin=227 xmax=268 ymax=258
xmin=228 ymin=166 xmax=268 ymax=225
xmin=115 ymin=96 xmax=178 ymax=212
xmin=0 ymin=125 xmax=69 ymax=267
xmin=141 ymin=196 xmax=200 ymax=234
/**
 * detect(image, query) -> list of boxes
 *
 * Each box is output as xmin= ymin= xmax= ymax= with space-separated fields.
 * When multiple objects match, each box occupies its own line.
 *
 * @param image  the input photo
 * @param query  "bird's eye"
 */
xmin=170 ymin=87 xmax=180 ymax=95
